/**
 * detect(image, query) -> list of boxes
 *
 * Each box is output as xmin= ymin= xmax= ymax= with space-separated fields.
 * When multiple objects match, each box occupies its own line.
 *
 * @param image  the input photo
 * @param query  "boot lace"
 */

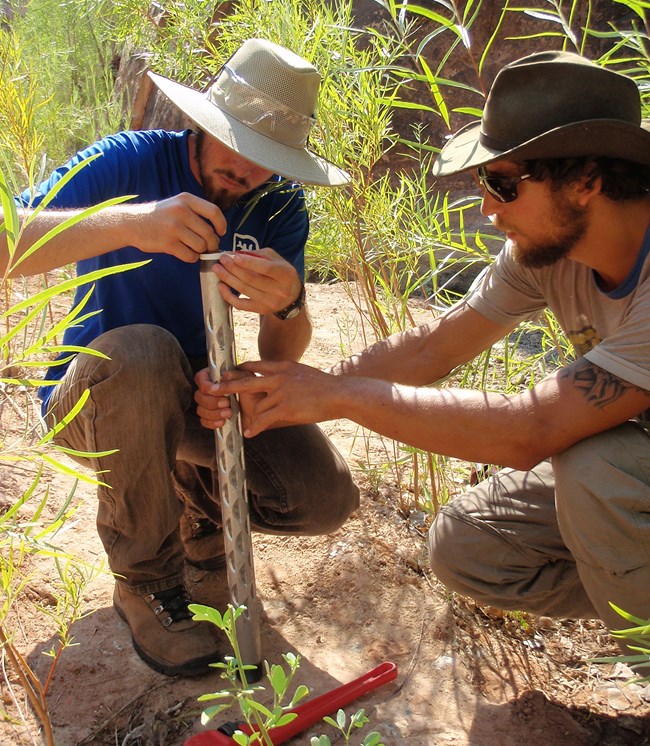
xmin=146 ymin=585 xmax=193 ymax=627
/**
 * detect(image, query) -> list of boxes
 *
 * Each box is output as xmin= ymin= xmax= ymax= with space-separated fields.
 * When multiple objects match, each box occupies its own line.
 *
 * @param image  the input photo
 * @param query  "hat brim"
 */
xmin=149 ymin=72 xmax=350 ymax=187
xmin=433 ymin=119 xmax=650 ymax=177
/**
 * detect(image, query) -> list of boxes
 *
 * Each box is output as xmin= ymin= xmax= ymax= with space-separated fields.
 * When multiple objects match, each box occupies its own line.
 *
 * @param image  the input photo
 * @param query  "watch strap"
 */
xmin=274 ymin=281 xmax=306 ymax=320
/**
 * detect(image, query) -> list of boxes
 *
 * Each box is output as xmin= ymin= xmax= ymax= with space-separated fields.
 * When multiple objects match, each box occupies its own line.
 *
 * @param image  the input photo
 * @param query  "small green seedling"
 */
xmin=311 ymin=707 xmax=384 ymax=746
xmin=190 ymin=603 xmax=309 ymax=745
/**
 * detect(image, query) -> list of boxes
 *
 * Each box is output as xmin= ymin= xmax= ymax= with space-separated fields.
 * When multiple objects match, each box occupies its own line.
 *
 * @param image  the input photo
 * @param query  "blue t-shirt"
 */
xmin=19 ymin=130 xmax=309 ymax=412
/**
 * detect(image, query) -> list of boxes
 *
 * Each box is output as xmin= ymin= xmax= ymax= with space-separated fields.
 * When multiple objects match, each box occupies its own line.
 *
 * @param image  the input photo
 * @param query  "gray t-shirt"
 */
xmin=466 ymin=237 xmax=650 ymax=391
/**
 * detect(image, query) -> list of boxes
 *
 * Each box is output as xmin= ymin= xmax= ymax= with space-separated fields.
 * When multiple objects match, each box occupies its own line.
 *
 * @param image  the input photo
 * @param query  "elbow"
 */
xmin=500 ymin=428 xmax=557 ymax=472
xmin=503 ymin=450 xmax=547 ymax=472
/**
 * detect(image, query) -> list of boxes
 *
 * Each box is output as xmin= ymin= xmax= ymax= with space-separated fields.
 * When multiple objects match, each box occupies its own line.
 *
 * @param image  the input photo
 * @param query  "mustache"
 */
xmin=492 ymin=216 xmax=513 ymax=234
xmin=213 ymin=169 xmax=249 ymax=189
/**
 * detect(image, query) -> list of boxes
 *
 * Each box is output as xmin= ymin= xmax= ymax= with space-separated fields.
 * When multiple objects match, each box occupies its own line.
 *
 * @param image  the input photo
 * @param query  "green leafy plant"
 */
xmin=4 ymin=0 xmax=123 ymax=167
xmin=591 ymin=604 xmax=650 ymax=680
xmin=0 ymin=179 xmax=144 ymax=743
xmin=0 ymin=62 xmax=145 ymax=737
xmin=191 ymin=603 xmax=385 ymax=746
xmin=190 ymin=604 xmax=308 ymax=745
xmin=312 ymin=708 xmax=384 ymax=746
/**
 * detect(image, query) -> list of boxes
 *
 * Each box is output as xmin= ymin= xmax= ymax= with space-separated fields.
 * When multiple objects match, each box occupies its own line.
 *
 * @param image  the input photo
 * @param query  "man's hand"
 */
xmin=203 ymin=360 xmax=336 ymax=437
xmin=194 ymin=366 xmax=266 ymax=431
xmin=131 ymin=193 xmax=226 ymax=262
xmin=211 ymin=247 xmax=302 ymax=316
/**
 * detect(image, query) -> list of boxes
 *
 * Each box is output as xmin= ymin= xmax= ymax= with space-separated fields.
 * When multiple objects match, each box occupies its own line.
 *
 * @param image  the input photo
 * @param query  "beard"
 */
xmin=507 ymin=196 xmax=589 ymax=268
xmin=195 ymin=131 xmax=249 ymax=210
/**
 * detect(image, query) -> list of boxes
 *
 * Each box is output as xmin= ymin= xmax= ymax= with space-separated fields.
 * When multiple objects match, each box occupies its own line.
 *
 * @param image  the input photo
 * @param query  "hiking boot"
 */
xmin=180 ymin=510 xmax=226 ymax=571
xmin=113 ymin=582 xmax=223 ymax=676
xmin=185 ymin=561 xmax=231 ymax=610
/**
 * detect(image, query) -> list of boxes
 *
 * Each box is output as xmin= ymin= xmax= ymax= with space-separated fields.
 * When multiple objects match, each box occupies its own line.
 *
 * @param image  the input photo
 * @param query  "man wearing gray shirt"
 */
xmin=201 ymin=51 xmax=650 ymax=666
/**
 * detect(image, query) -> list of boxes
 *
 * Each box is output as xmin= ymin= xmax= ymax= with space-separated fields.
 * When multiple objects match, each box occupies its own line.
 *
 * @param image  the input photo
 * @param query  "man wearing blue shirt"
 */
xmin=2 ymin=39 xmax=359 ymax=677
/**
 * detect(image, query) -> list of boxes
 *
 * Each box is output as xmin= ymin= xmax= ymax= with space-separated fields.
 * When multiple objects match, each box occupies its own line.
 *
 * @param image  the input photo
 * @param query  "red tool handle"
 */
xmin=184 ymin=661 xmax=398 ymax=745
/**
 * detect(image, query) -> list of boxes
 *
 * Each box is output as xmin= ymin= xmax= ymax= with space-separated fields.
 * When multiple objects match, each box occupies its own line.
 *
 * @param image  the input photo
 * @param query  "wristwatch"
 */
xmin=274 ymin=281 xmax=306 ymax=320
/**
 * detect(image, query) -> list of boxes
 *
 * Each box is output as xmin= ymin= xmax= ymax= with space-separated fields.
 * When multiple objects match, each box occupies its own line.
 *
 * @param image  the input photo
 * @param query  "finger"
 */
xmin=195 ymin=391 xmax=232 ymax=411
xmin=238 ymin=360 xmax=286 ymax=375
xmin=215 ymin=253 xmax=271 ymax=295
xmin=196 ymin=399 xmax=234 ymax=419
xmin=242 ymin=405 xmax=280 ymax=438
xmin=199 ymin=414 xmax=230 ymax=429
xmin=167 ymin=242 xmax=204 ymax=263
xmin=216 ymin=280 xmax=250 ymax=310
xmin=176 ymin=225 xmax=219 ymax=256
xmin=195 ymin=367 xmax=216 ymax=392
xmin=212 ymin=376 xmax=270 ymax=396
xmin=223 ymin=250 xmax=278 ymax=276
xmin=221 ymin=368 xmax=254 ymax=382
xmin=184 ymin=194 xmax=227 ymax=236
xmin=211 ymin=260 xmax=261 ymax=302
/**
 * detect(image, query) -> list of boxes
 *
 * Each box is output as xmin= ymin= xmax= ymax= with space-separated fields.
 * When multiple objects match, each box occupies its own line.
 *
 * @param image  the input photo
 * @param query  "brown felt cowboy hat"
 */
xmin=148 ymin=38 xmax=350 ymax=187
xmin=433 ymin=50 xmax=650 ymax=177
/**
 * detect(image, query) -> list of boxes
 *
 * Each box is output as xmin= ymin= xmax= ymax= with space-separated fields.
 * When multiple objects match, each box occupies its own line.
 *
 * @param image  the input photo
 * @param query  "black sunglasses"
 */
xmin=476 ymin=166 xmax=532 ymax=203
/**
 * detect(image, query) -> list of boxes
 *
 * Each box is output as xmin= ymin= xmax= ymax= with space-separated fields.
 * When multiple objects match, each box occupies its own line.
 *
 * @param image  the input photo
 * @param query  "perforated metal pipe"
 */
xmin=199 ymin=253 xmax=261 ymax=673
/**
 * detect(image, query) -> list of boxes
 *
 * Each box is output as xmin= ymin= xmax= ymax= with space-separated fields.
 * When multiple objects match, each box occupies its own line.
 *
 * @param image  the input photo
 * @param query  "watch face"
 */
xmin=281 ymin=305 xmax=302 ymax=320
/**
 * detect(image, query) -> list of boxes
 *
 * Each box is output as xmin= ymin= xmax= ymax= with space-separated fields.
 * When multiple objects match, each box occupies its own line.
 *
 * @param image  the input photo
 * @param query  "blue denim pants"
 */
xmin=46 ymin=324 xmax=359 ymax=594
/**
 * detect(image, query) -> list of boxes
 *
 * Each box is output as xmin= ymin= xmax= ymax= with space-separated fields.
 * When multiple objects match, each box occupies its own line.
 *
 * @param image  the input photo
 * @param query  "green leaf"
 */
xmin=419 ymin=55 xmax=449 ymax=127
xmin=12 ymin=193 xmax=138 ymax=272
xmin=289 ymin=684 xmax=309 ymax=707
xmin=274 ymin=712 xmax=298 ymax=727
xmin=609 ymin=602 xmax=649 ymax=627
xmin=2 ymin=260 xmax=149 ymax=318
xmin=197 ymin=691 xmax=233 ymax=702
xmin=38 ymin=390 xmax=91 ymax=445
xmin=0 ymin=170 xmax=20 ymax=257
xmin=350 ymin=708 xmax=369 ymax=728
xmin=246 ymin=699 xmax=273 ymax=718
xmin=200 ymin=703 xmax=232 ymax=725
xmin=189 ymin=603 xmax=224 ymax=628
xmin=270 ymin=663 xmax=287 ymax=693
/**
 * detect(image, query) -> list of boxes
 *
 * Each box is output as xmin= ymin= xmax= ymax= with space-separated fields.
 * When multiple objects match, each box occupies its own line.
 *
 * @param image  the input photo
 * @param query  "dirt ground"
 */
xmin=3 ymin=281 xmax=650 ymax=746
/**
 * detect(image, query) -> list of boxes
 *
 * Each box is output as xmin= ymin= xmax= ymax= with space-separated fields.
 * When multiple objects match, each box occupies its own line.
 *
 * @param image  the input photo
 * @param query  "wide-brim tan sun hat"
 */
xmin=433 ymin=50 xmax=650 ymax=177
xmin=149 ymin=38 xmax=350 ymax=187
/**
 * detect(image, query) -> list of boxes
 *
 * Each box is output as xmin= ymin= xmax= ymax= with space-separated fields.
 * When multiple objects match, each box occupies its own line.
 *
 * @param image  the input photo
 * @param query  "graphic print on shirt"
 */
xmin=567 ymin=313 xmax=601 ymax=356
xmin=233 ymin=233 xmax=261 ymax=252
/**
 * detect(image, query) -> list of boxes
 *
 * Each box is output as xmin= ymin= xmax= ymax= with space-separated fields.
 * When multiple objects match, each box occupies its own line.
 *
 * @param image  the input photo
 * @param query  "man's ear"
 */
xmin=571 ymin=164 xmax=602 ymax=207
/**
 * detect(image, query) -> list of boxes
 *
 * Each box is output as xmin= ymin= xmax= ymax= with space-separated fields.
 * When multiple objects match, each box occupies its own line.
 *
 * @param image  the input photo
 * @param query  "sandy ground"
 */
xmin=3 ymin=281 xmax=650 ymax=745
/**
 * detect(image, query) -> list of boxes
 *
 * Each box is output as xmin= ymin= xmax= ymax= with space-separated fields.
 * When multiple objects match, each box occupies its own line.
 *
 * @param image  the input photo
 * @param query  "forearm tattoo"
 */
xmin=561 ymin=359 xmax=641 ymax=409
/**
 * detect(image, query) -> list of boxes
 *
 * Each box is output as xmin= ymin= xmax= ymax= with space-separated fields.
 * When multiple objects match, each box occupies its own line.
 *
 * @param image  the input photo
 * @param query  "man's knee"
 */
xmin=427 ymin=505 xmax=474 ymax=593
xmin=71 ymin=325 xmax=192 ymax=405
xmin=48 ymin=324 xmax=193 ymax=445
xmin=88 ymin=324 xmax=191 ymax=379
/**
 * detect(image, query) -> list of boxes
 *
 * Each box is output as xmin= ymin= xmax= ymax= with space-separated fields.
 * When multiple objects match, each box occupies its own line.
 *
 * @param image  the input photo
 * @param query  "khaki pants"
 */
xmin=429 ymin=422 xmax=650 ymax=654
xmin=46 ymin=325 xmax=359 ymax=594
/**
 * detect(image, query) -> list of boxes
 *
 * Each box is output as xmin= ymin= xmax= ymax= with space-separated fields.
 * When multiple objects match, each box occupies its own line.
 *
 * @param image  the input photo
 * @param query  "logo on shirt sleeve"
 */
xmin=233 ymin=233 xmax=261 ymax=252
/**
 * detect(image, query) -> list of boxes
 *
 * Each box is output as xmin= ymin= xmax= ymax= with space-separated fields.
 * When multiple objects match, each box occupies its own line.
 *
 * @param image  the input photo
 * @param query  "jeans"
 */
xmin=429 ymin=422 xmax=650 ymax=655
xmin=45 ymin=324 xmax=359 ymax=595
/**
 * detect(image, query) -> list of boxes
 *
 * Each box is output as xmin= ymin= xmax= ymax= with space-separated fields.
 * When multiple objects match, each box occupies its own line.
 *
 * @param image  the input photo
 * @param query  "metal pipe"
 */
xmin=199 ymin=253 xmax=261 ymax=675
